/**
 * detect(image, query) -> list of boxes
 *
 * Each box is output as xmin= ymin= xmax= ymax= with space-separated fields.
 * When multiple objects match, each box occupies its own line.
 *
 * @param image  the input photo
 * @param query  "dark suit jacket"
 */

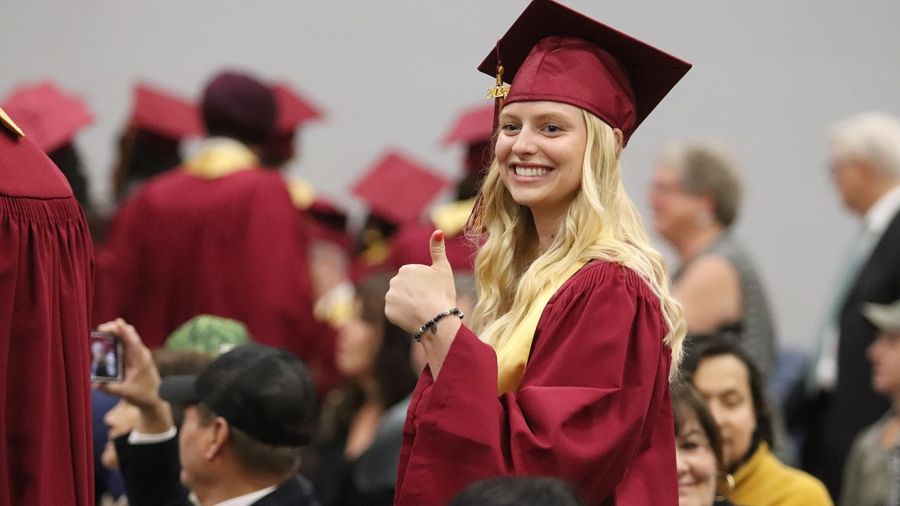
xmin=803 ymin=207 xmax=900 ymax=498
xmin=115 ymin=433 xmax=319 ymax=506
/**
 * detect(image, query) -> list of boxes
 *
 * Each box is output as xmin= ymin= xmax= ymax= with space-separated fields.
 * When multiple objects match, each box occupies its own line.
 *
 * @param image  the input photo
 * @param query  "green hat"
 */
xmin=165 ymin=315 xmax=250 ymax=355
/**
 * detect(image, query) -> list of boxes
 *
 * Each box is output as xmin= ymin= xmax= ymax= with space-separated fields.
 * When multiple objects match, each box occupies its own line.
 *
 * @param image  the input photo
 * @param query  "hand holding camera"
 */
xmin=94 ymin=319 xmax=173 ymax=434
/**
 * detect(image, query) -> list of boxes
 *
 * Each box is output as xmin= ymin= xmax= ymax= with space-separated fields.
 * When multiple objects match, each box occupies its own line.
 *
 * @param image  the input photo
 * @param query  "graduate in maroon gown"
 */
xmin=95 ymin=71 xmax=330 ymax=388
xmin=0 ymin=108 xmax=95 ymax=505
xmin=384 ymin=1 xmax=692 ymax=504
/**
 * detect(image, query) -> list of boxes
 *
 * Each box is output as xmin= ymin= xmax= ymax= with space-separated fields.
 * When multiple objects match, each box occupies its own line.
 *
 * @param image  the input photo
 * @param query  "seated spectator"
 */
xmin=840 ymin=298 xmax=900 ymax=506
xmin=671 ymin=379 xmax=734 ymax=506
xmin=307 ymin=273 xmax=417 ymax=505
xmin=689 ymin=339 xmax=832 ymax=505
xmin=448 ymin=476 xmax=584 ymax=506
xmin=97 ymin=318 xmax=318 ymax=506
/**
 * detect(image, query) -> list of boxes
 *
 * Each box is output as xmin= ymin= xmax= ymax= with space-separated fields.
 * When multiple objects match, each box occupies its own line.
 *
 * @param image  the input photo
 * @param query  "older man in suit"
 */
xmin=800 ymin=112 xmax=900 ymax=499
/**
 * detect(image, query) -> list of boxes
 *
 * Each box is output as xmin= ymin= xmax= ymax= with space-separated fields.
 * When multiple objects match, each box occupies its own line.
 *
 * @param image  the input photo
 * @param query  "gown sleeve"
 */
xmin=394 ymin=262 xmax=676 ymax=505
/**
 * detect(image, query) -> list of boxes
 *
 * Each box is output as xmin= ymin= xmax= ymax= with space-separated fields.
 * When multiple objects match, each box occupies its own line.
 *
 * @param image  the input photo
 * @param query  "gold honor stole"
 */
xmin=184 ymin=140 xmax=259 ymax=179
xmin=495 ymin=259 xmax=588 ymax=394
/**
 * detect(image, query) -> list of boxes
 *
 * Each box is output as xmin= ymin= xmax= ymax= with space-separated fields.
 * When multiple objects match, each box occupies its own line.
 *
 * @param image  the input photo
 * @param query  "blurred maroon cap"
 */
xmin=441 ymin=103 xmax=494 ymax=147
xmin=1 ymin=82 xmax=94 ymax=152
xmin=201 ymin=70 xmax=276 ymax=145
xmin=130 ymin=83 xmax=202 ymax=140
xmin=273 ymin=83 xmax=324 ymax=134
xmin=351 ymin=150 xmax=449 ymax=225
xmin=478 ymin=0 xmax=691 ymax=146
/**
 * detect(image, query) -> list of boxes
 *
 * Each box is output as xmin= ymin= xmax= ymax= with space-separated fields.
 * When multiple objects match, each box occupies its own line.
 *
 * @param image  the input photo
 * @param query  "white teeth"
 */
xmin=513 ymin=165 xmax=549 ymax=177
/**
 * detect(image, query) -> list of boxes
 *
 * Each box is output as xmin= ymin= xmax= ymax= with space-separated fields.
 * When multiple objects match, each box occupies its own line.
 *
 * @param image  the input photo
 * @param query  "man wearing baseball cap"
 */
xmin=840 ymin=299 xmax=900 ymax=506
xmin=98 ymin=318 xmax=319 ymax=506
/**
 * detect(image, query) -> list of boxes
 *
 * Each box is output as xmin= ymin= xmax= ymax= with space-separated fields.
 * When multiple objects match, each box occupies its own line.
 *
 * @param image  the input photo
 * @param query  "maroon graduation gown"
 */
xmin=94 ymin=168 xmax=331 ymax=379
xmin=395 ymin=262 xmax=677 ymax=506
xmin=0 ymin=133 xmax=94 ymax=505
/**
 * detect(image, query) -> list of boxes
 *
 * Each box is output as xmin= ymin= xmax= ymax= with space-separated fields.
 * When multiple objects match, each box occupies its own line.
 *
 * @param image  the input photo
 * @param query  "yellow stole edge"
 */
xmin=495 ymin=259 xmax=588 ymax=394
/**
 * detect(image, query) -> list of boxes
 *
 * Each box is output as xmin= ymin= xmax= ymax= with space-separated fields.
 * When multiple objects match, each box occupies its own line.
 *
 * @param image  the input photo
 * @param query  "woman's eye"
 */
xmin=500 ymin=122 xmax=520 ymax=133
xmin=544 ymin=124 xmax=563 ymax=133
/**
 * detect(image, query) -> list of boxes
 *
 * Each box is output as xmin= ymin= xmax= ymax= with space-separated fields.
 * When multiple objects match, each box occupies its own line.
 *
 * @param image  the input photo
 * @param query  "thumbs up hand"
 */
xmin=385 ymin=230 xmax=458 ymax=335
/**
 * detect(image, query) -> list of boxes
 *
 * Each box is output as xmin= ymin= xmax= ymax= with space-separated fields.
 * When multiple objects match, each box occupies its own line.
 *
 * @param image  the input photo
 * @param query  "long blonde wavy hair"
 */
xmin=469 ymin=109 xmax=686 ymax=377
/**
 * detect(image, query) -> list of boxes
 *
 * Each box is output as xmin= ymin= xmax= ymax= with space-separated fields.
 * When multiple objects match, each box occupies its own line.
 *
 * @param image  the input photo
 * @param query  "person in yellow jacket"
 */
xmin=691 ymin=338 xmax=833 ymax=505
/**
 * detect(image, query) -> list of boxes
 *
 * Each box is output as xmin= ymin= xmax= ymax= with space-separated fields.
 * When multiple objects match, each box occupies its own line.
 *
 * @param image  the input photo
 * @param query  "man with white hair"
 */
xmin=800 ymin=111 xmax=900 ymax=498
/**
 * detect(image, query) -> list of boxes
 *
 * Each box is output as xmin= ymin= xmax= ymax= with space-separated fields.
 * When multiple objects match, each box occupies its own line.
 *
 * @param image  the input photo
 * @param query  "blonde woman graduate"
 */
xmin=385 ymin=1 xmax=691 ymax=504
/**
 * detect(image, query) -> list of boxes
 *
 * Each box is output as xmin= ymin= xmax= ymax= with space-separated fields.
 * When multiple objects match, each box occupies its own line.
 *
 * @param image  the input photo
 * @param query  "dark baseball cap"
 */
xmin=159 ymin=344 xmax=316 ymax=447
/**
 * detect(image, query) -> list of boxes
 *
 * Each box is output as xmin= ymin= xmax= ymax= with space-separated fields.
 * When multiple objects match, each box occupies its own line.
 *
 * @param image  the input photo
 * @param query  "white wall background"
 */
xmin=3 ymin=0 xmax=900 ymax=350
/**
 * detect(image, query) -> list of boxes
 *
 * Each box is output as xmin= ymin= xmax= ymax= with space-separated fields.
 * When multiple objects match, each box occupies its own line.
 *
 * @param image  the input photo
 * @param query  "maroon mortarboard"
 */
xmin=1 ymin=82 xmax=94 ymax=153
xmin=130 ymin=83 xmax=202 ymax=140
xmin=273 ymin=83 xmax=324 ymax=134
xmin=351 ymin=150 xmax=449 ymax=225
xmin=441 ymin=104 xmax=494 ymax=147
xmin=478 ymin=0 xmax=691 ymax=146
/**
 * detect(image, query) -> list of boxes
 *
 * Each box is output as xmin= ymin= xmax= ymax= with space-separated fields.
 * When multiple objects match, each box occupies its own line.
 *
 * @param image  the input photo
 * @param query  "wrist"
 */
xmin=412 ymin=307 xmax=465 ymax=342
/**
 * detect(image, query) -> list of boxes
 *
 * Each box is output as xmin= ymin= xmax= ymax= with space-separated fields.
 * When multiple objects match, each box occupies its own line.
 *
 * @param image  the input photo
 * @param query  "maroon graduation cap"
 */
xmin=478 ymin=0 xmax=691 ymax=146
xmin=1 ymin=82 xmax=94 ymax=152
xmin=441 ymin=103 xmax=495 ymax=147
xmin=130 ymin=83 xmax=202 ymax=140
xmin=351 ymin=150 xmax=449 ymax=225
xmin=272 ymin=83 xmax=324 ymax=135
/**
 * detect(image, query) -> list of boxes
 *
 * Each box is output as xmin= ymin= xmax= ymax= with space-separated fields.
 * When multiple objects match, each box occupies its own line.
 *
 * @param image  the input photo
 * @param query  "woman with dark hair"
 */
xmin=671 ymin=379 xmax=733 ymax=506
xmin=309 ymin=273 xmax=418 ymax=505
xmin=688 ymin=339 xmax=831 ymax=505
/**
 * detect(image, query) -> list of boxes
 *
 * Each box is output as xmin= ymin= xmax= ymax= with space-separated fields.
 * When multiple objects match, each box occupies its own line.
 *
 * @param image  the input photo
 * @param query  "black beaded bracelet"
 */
xmin=412 ymin=307 xmax=465 ymax=341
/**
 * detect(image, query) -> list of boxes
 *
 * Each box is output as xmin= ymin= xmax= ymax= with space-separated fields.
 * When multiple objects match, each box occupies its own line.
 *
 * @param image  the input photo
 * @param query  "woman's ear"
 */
xmin=613 ymin=129 xmax=624 ymax=155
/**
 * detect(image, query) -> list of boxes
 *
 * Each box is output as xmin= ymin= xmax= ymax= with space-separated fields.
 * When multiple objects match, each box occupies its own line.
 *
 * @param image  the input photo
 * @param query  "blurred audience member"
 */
xmin=110 ymin=83 xmax=202 ymax=205
xmin=98 ymin=319 xmax=318 ymax=506
xmin=671 ymin=379 xmax=734 ymax=506
xmin=349 ymin=150 xmax=448 ymax=281
xmin=96 ymin=314 xmax=244 ymax=503
xmin=797 ymin=112 xmax=900 ymax=498
xmin=447 ymin=477 xmax=584 ymax=506
xmin=308 ymin=274 xmax=417 ymax=505
xmin=0 ymin=106 xmax=94 ymax=505
xmin=648 ymin=141 xmax=776 ymax=375
xmin=350 ymin=274 xmax=476 ymax=498
xmin=690 ymin=339 xmax=831 ymax=505
xmin=840 ymin=299 xmax=900 ymax=506
xmin=93 ymin=70 xmax=332 ymax=392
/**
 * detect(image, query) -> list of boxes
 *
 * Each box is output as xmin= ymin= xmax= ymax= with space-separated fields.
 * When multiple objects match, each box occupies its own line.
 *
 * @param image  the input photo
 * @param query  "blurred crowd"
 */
xmin=2 ymin=23 xmax=900 ymax=506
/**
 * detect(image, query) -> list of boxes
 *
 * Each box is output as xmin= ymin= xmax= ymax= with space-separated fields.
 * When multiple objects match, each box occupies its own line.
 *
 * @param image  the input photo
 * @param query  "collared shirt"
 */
xmin=864 ymin=183 xmax=900 ymax=236
xmin=213 ymin=486 xmax=277 ymax=506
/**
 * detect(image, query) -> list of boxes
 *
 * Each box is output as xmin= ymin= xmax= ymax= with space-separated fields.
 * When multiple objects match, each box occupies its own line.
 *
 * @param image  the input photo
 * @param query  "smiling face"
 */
xmin=494 ymin=101 xmax=588 ymax=222
xmin=675 ymin=409 xmax=719 ymax=506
